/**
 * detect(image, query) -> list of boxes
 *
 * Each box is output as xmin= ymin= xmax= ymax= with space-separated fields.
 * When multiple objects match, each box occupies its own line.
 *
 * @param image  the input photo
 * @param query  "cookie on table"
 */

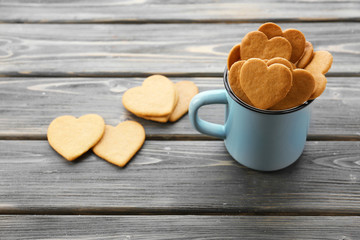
xmin=136 ymin=87 xmax=179 ymax=123
xmin=47 ymin=114 xmax=105 ymax=161
xmin=169 ymin=81 xmax=199 ymax=122
xmin=122 ymin=75 xmax=177 ymax=117
xmin=93 ymin=121 xmax=145 ymax=167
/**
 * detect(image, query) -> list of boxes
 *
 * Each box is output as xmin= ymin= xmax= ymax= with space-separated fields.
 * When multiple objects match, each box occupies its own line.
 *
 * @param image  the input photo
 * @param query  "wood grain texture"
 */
xmin=0 ymin=23 xmax=358 ymax=76
xmin=0 ymin=0 xmax=359 ymax=23
xmin=1 ymin=215 xmax=359 ymax=239
xmin=0 ymin=76 xmax=359 ymax=137
xmin=0 ymin=140 xmax=360 ymax=214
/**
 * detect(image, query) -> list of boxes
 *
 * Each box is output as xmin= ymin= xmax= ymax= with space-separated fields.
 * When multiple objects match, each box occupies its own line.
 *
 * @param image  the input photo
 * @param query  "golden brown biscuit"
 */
xmin=122 ymin=75 xmax=177 ymax=117
xmin=308 ymin=73 xmax=327 ymax=100
xmin=266 ymin=57 xmax=293 ymax=70
xmin=305 ymin=51 xmax=333 ymax=99
xmin=269 ymin=69 xmax=315 ymax=110
xmin=240 ymin=59 xmax=293 ymax=110
xmin=258 ymin=23 xmax=306 ymax=63
xmin=228 ymin=60 xmax=252 ymax=105
xmin=296 ymin=41 xmax=314 ymax=69
xmin=93 ymin=121 xmax=145 ymax=167
xmin=258 ymin=22 xmax=283 ymax=39
xmin=169 ymin=81 xmax=199 ymax=122
xmin=227 ymin=44 xmax=241 ymax=70
xmin=240 ymin=31 xmax=292 ymax=61
xmin=47 ymin=114 xmax=105 ymax=161
xmin=305 ymin=51 xmax=333 ymax=74
xmin=283 ymin=29 xmax=306 ymax=63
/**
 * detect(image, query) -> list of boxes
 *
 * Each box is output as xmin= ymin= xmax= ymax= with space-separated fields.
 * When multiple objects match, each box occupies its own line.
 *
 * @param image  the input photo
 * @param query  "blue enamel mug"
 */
xmin=189 ymin=69 xmax=313 ymax=171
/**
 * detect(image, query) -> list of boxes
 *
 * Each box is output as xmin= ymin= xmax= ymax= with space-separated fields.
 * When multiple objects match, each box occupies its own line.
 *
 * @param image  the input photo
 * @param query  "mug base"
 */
xmin=226 ymin=143 xmax=305 ymax=172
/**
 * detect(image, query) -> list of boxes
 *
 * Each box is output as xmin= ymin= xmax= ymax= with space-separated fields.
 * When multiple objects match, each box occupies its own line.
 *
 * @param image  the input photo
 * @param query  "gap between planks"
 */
xmin=1 ymin=207 xmax=360 ymax=216
xmin=0 ymin=72 xmax=358 ymax=78
xmin=0 ymin=18 xmax=360 ymax=24
xmin=0 ymin=134 xmax=359 ymax=141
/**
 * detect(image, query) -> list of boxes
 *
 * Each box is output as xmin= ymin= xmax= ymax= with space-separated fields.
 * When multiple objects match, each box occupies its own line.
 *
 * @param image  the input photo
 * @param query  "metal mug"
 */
xmin=188 ymin=69 xmax=313 ymax=171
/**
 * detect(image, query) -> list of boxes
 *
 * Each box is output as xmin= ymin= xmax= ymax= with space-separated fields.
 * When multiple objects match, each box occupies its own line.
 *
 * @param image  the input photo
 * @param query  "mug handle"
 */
xmin=189 ymin=89 xmax=228 ymax=139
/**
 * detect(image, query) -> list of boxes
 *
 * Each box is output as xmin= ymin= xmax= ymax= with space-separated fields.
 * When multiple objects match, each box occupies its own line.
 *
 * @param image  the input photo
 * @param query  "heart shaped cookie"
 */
xmin=93 ymin=121 xmax=145 ymax=167
xmin=135 ymin=87 xmax=179 ymax=123
xmin=283 ymin=29 xmax=306 ymax=63
xmin=47 ymin=114 xmax=105 ymax=161
xmin=305 ymin=51 xmax=333 ymax=99
xmin=307 ymin=73 xmax=327 ymax=100
xmin=266 ymin=57 xmax=294 ymax=70
xmin=227 ymin=43 xmax=241 ymax=70
xmin=228 ymin=60 xmax=252 ymax=105
xmin=169 ymin=81 xmax=199 ymax=122
xmin=240 ymin=58 xmax=293 ymax=110
xmin=139 ymin=81 xmax=198 ymax=123
xmin=258 ymin=23 xmax=306 ymax=63
xmin=270 ymin=69 xmax=315 ymax=110
xmin=122 ymin=75 xmax=177 ymax=117
xmin=258 ymin=22 xmax=284 ymax=39
xmin=240 ymin=31 xmax=292 ymax=61
xmin=305 ymin=51 xmax=333 ymax=74
xmin=296 ymin=41 xmax=314 ymax=69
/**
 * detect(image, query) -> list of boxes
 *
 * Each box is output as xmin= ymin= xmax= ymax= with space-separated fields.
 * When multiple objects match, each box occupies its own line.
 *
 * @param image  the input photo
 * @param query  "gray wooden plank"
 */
xmin=0 ymin=140 xmax=360 ymax=214
xmin=0 ymin=76 xmax=359 ymax=137
xmin=1 ymin=215 xmax=359 ymax=239
xmin=0 ymin=0 xmax=359 ymax=23
xmin=0 ymin=22 xmax=358 ymax=76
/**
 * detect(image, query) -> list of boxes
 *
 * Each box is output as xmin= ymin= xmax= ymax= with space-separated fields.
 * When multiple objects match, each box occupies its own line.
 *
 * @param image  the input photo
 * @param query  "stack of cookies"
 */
xmin=227 ymin=22 xmax=333 ymax=110
xmin=122 ymin=75 xmax=198 ymax=123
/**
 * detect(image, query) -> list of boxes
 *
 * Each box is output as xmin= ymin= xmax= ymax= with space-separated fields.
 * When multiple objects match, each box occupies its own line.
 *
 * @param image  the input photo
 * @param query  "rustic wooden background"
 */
xmin=0 ymin=0 xmax=359 ymax=239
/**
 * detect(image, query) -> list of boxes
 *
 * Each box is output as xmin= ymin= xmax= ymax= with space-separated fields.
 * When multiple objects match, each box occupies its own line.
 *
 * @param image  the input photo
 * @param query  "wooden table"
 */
xmin=1 ymin=1 xmax=360 ymax=239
